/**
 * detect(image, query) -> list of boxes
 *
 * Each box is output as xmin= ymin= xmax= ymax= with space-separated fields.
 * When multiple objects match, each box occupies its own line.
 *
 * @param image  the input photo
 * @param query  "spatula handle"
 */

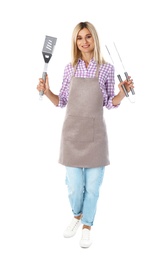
xmin=39 ymin=72 xmax=47 ymax=100
xmin=42 ymin=71 xmax=47 ymax=81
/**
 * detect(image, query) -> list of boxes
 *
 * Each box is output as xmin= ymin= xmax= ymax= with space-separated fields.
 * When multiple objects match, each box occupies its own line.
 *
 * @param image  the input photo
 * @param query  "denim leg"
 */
xmin=81 ymin=167 xmax=105 ymax=226
xmin=65 ymin=167 xmax=84 ymax=216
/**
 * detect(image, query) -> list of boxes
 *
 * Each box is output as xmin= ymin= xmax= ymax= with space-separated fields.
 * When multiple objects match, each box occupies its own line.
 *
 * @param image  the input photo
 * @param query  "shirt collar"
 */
xmin=78 ymin=58 xmax=95 ymax=65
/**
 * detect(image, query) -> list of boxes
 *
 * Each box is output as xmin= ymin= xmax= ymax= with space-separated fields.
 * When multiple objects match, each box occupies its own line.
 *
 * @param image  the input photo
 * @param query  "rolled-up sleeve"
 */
xmin=99 ymin=63 xmax=119 ymax=109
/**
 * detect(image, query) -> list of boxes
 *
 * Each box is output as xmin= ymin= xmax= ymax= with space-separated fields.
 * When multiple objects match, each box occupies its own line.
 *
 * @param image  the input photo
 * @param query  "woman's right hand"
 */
xmin=37 ymin=74 xmax=50 ymax=95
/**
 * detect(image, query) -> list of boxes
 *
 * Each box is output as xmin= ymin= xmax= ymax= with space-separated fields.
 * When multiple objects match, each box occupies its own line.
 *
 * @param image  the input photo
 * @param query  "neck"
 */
xmin=81 ymin=53 xmax=93 ymax=67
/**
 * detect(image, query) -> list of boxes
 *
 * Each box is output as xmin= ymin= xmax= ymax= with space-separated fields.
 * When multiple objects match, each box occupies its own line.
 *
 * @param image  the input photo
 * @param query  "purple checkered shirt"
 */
xmin=58 ymin=58 xmax=118 ymax=109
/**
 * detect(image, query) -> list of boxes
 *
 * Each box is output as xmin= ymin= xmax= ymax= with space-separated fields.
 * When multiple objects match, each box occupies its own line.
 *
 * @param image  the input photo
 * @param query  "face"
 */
xmin=76 ymin=28 xmax=94 ymax=54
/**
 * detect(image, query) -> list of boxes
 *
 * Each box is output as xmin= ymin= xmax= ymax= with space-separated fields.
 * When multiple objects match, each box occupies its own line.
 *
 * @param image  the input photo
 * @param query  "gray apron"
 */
xmin=58 ymin=64 xmax=110 ymax=168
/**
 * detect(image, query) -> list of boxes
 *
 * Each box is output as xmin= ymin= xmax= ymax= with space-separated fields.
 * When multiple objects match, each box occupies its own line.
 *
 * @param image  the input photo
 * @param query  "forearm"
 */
xmin=45 ymin=89 xmax=59 ymax=106
xmin=112 ymin=91 xmax=125 ymax=106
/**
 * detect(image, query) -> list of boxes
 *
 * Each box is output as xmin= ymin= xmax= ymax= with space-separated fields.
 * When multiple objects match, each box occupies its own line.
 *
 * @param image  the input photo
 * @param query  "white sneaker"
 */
xmin=63 ymin=218 xmax=81 ymax=238
xmin=80 ymin=228 xmax=92 ymax=248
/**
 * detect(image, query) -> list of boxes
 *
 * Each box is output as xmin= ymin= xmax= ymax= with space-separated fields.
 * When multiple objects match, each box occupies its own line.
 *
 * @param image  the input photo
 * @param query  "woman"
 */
xmin=37 ymin=21 xmax=134 ymax=248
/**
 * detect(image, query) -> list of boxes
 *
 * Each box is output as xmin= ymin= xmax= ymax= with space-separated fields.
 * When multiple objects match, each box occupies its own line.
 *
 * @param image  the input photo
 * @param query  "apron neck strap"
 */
xmin=95 ymin=64 xmax=99 ymax=77
xmin=73 ymin=64 xmax=77 ymax=76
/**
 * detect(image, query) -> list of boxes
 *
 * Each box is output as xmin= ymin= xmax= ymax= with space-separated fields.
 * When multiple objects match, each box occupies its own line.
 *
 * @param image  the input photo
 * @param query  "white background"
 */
xmin=0 ymin=0 xmax=167 ymax=259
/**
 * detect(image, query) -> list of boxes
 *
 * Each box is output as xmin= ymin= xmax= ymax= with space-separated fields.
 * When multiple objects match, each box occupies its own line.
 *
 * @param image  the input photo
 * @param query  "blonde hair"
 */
xmin=71 ymin=21 xmax=106 ymax=66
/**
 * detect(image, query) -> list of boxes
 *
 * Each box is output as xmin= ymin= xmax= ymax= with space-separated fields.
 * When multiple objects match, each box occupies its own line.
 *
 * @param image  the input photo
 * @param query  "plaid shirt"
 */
xmin=58 ymin=58 xmax=118 ymax=109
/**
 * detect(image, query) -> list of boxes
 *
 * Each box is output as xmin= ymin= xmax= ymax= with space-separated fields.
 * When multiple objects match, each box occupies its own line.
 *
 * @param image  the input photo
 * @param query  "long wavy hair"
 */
xmin=71 ymin=21 xmax=106 ymax=66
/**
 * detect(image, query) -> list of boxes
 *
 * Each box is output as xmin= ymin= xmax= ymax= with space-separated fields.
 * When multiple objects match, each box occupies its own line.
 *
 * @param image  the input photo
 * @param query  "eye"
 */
xmin=86 ymin=35 xmax=92 ymax=39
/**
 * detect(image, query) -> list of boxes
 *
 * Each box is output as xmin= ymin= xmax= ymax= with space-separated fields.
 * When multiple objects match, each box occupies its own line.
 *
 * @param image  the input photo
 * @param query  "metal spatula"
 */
xmin=39 ymin=35 xmax=57 ymax=100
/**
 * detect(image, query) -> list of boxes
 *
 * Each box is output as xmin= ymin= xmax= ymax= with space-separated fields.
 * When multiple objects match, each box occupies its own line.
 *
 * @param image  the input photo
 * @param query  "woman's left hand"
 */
xmin=118 ymin=76 xmax=134 ymax=94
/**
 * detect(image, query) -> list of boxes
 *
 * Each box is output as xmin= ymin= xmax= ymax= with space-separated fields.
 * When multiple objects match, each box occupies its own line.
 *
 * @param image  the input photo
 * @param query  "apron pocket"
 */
xmin=62 ymin=115 xmax=94 ymax=142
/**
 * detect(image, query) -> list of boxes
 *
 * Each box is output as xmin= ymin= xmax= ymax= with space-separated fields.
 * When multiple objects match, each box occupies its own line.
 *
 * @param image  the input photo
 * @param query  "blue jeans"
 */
xmin=65 ymin=166 xmax=105 ymax=226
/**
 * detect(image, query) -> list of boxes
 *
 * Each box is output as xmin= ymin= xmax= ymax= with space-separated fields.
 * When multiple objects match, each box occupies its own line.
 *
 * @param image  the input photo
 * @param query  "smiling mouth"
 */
xmin=82 ymin=45 xmax=90 ymax=48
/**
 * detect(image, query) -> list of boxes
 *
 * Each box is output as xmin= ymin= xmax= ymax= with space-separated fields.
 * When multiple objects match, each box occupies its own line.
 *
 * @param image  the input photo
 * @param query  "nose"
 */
xmin=82 ymin=37 xmax=88 ymax=44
